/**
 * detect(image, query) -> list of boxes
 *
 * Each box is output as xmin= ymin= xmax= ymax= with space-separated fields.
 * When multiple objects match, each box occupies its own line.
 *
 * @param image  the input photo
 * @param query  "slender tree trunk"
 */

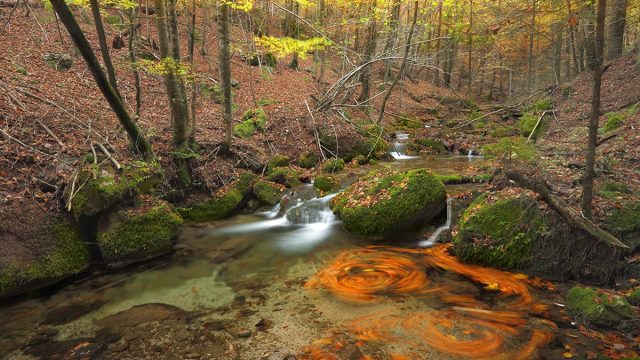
xmin=552 ymin=22 xmax=562 ymax=85
xmin=527 ymin=0 xmax=536 ymax=93
xmin=582 ymin=0 xmax=606 ymax=219
xmin=128 ymin=9 xmax=141 ymax=117
xmin=434 ymin=0 xmax=443 ymax=84
xmin=383 ymin=0 xmax=401 ymax=84
xmin=218 ymin=2 xmax=233 ymax=150
xmin=188 ymin=0 xmax=197 ymax=140
xmin=377 ymin=0 xmax=418 ymax=124
xmin=89 ymin=0 xmax=121 ymax=99
xmin=567 ymin=0 xmax=580 ymax=76
xmin=605 ymin=0 xmax=627 ymax=59
xmin=50 ymin=0 xmax=152 ymax=157
xmin=468 ymin=0 xmax=473 ymax=92
xmin=357 ymin=0 xmax=378 ymax=104
xmin=583 ymin=5 xmax=597 ymax=70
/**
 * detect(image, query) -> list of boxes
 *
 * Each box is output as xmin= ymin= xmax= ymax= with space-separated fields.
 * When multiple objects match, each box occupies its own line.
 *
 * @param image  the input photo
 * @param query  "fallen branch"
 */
xmin=1 ymin=128 xmax=54 ymax=158
xmin=305 ymin=100 xmax=326 ymax=161
xmin=94 ymin=142 xmax=121 ymax=170
xmin=36 ymin=119 xmax=65 ymax=149
xmin=527 ymin=110 xmax=552 ymax=142
xmin=597 ymin=126 xmax=626 ymax=146
xmin=504 ymin=168 xmax=629 ymax=249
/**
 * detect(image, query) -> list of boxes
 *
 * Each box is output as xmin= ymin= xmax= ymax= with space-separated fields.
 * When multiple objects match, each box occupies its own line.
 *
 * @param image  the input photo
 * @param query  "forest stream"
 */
xmin=0 ymin=155 xmax=582 ymax=359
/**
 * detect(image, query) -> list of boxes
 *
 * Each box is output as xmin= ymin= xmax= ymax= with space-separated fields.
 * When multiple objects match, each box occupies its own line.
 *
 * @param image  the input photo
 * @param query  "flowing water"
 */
xmin=0 ymin=155 xmax=562 ymax=360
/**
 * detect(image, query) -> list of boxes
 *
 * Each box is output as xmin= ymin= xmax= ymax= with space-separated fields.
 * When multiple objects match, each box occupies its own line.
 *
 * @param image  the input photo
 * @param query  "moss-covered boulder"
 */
xmin=314 ymin=176 xmax=340 ymax=196
xmin=453 ymin=190 xmax=550 ymax=270
xmin=297 ymin=151 xmax=321 ymax=169
xmin=331 ymin=169 xmax=446 ymax=237
xmin=97 ymin=198 xmax=183 ymax=268
xmin=607 ymin=201 xmax=640 ymax=249
xmin=627 ymin=288 xmax=640 ymax=306
xmin=319 ymin=123 xmax=389 ymax=162
xmin=0 ymin=206 xmax=90 ymax=299
xmin=267 ymin=154 xmax=290 ymax=173
xmin=233 ymin=108 xmax=268 ymax=139
xmin=566 ymin=286 xmax=636 ymax=328
xmin=407 ymin=138 xmax=447 ymax=154
xmin=267 ymin=167 xmax=300 ymax=188
xmin=322 ymin=158 xmax=345 ymax=173
xmin=64 ymin=161 xmax=163 ymax=218
xmin=177 ymin=173 xmax=256 ymax=222
xmin=253 ymin=180 xmax=285 ymax=205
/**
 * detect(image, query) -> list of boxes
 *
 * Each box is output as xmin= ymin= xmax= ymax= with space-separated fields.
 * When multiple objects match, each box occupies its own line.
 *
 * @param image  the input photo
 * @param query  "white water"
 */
xmin=209 ymin=192 xmax=340 ymax=253
xmin=390 ymin=133 xmax=418 ymax=160
xmin=419 ymin=197 xmax=453 ymax=247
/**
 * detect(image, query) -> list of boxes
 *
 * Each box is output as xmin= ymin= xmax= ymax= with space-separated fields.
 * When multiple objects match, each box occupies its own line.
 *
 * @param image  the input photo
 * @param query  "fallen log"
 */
xmin=504 ymin=168 xmax=629 ymax=249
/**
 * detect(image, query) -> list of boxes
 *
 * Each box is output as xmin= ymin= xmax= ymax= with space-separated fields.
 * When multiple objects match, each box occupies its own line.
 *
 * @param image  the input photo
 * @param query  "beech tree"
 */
xmin=49 ymin=0 xmax=153 ymax=158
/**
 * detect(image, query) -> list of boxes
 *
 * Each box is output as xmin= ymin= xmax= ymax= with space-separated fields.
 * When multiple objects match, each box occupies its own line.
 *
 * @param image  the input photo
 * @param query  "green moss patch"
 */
xmin=267 ymin=167 xmax=300 ymax=188
xmin=253 ymin=180 xmax=285 ymax=205
xmin=331 ymin=169 xmax=446 ymax=237
xmin=453 ymin=190 xmax=550 ymax=270
xmin=64 ymin=161 xmax=163 ymax=218
xmin=566 ymin=286 xmax=635 ymax=328
xmin=177 ymin=188 xmax=243 ymax=223
xmin=233 ymin=108 xmax=268 ymax=139
xmin=297 ymin=151 xmax=321 ymax=169
xmin=0 ymin=216 xmax=90 ymax=298
xmin=97 ymin=198 xmax=183 ymax=268
xmin=313 ymin=176 xmax=340 ymax=196
xmin=322 ymin=158 xmax=345 ymax=173
xmin=407 ymin=138 xmax=448 ymax=154
xmin=435 ymin=173 xmax=492 ymax=184
xmin=267 ymin=154 xmax=290 ymax=173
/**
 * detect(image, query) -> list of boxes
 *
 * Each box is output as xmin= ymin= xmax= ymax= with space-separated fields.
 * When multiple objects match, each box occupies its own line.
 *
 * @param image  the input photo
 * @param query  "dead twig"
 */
xmin=305 ymin=100 xmax=326 ymax=161
xmin=95 ymin=142 xmax=121 ymax=170
xmin=1 ymin=128 xmax=54 ymax=157
xmin=36 ymin=119 xmax=65 ymax=149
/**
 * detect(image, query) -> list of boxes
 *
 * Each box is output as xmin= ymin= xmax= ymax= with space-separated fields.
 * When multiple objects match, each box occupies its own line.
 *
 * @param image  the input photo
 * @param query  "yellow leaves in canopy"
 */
xmin=255 ymin=36 xmax=332 ymax=59
xmin=221 ymin=0 xmax=253 ymax=12
xmin=135 ymin=58 xmax=193 ymax=80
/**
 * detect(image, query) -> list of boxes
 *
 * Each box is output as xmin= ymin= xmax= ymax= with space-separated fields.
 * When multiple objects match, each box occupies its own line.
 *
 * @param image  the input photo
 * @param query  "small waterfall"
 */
xmin=210 ymin=191 xmax=339 ymax=252
xmin=419 ymin=197 xmax=453 ymax=247
xmin=390 ymin=132 xmax=418 ymax=160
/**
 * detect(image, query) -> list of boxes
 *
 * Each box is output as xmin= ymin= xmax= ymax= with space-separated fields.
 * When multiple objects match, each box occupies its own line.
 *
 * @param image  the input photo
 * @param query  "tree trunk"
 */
xmin=552 ymin=22 xmax=562 ymax=85
xmin=582 ymin=0 xmax=606 ymax=219
xmin=127 ymin=9 xmax=141 ymax=117
xmin=89 ymin=0 xmax=121 ymax=99
xmin=468 ymin=0 xmax=473 ymax=92
xmin=527 ymin=0 xmax=536 ymax=93
xmin=357 ymin=0 xmax=378 ymax=104
xmin=582 ymin=5 xmax=597 ymax=70
xmin=383 ymin=0 xmax=401 ymax=84
xmin=567 ymin=0 xmax=580 ymax=76
xmin=605 ymin=0 xmax=627 ymax=59
xmin=49 ymin=0 xmax=153 ymax=157
xmin=218 ymin=2 xmax=233 ymax=151
xmin=377 ymin=0 xmax=418 ymax=124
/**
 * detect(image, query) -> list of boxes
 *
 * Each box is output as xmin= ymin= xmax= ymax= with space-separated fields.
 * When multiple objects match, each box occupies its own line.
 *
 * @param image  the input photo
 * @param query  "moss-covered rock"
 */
xmin=253 ymin=180 xmax=285 ymax=205
xmin=267 ymin=167 xmax=300 ymax=188
xmin=566 ymin=286 xmax=635 ymax=328
xmin=331 ymin=169 xmax=446 ymax=237
xmin=233 ymin=108 xmax=268 ymax=139
xmin=313 ymin=176 xmax=340 ymax=196
xmin=318 ymin=123 xmax=389 ymax=162
xmin=267 ymin=154 xmax=290 ymax=173
xmin=297 ymin=151 xmax=321 ymax=169
xmin=435 ymin=173 xmax=492 ymax=184
xmin=453 ymin=190 xmax=551 ymax=270
xmin=0 ymin=208 xmax=90 ymax=299
xmin=322 ymin=158 xmax=345 ymax=173
xmin=627 ymin=288 xmax=640 ymax=306
xmin=607 ymin=201 xmax=640 ymax=248
xmin=176 ymin=172 xmax=256 ymax=223
xmin=97 ymin=198 xmax=183 ymax=268
xmin=408 ymin=138 xmax=448 ymax=154
xmin=64 ymin=161 xmax=163 ymax=218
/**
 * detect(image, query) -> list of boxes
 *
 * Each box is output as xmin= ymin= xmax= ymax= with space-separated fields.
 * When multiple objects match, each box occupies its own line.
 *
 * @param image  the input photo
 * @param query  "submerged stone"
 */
xmin=331 ymin=169 xmax=446 ymax=237
xmin=0 ymin=206 xmax=90 ymax=299
xmin=566 ymin=286 xmax=635 ymax=328
xmin=97 ymin=198 xmax=183 ymax=268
